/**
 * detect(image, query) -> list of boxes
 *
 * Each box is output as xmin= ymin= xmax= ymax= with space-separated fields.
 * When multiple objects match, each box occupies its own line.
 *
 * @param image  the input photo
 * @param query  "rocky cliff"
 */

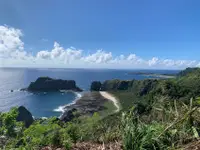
xmin=16 ymin=106 xmax=34 ymax=128
xmin=90 ymin=79 xmax=133 ymax=91
xmin=90 ymin=79 xmax=159 ymax=97
xmin=90 ymin=81 xmax=102 ymax=91
xmin=25 ymin=77 xmax=82 ymax=92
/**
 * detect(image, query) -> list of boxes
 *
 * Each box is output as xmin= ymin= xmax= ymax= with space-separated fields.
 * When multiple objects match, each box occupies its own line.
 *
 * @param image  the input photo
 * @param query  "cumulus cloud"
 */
xmin=36 ymin=50 xmax=51 ymax=59
xmin=36 ymin=42 xmax=82 ymax=64
xmin=148 ymin=57 xmax=159 ymax=66
xmin=0 ymin=25 xmax=200 ymax=69
xmin=84 ymin=50 xmax=112 ymax=64
xmin=0 ymin=25 xmax=24 ymax=58
xmin=126 ymin=54 xmax=145 ymax=65
xmin=127 ymin=54 xmax=137 ymax=61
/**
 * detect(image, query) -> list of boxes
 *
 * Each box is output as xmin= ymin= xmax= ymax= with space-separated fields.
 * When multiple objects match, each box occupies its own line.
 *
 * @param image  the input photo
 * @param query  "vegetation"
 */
xmin=1 ymin=67 xmax=200 ymax=149
xmin=99 ymin=100 xmax=117 ymax=116
xmin=122 ymin=98 xmax=200 ymax=150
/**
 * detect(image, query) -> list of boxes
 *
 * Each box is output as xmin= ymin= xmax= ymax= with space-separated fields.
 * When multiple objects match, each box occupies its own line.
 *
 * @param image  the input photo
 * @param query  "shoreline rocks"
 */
xmin=23 ymin=77 xmax=82 ymax=92
xmin=60 ymin=92 xmax=108 ymax=122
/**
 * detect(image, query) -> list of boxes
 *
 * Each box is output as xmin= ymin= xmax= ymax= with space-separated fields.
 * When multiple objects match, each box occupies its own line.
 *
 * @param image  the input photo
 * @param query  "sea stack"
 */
xmin=25 ymin=77 xmax=82 ymax=92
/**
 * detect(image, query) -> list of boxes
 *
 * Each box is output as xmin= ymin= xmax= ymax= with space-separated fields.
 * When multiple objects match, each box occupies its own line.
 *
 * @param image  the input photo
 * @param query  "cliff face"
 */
xmin=90 ymin=81 xmax=102 ymax=91
xmin=16 ymin=106 xmax=34 ymax=128
xmin=27 ymin=77 xmax=82 ymax=92
xmin=101 ymin=79 xmax=131 ymax=91
xmin=90 ymin=79 xmax=132 ymax=91
xmin=90 ymin=79 xmax=133 ymax=91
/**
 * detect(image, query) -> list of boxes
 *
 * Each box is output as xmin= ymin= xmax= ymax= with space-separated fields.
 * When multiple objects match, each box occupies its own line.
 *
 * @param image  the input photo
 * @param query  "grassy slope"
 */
xmin=98 ymin=100 xmax=117 ymax=117
xmin=110 ymin=91 xmax=137 ymax=110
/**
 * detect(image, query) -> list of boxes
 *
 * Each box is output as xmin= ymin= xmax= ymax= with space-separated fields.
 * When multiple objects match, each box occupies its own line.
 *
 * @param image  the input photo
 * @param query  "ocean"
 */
xmin=0 ymin=68 xmax=179 ymax=118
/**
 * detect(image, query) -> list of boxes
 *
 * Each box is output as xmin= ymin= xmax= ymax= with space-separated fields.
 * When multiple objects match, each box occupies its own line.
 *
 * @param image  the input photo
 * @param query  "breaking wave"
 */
xmin=53 ymin=91 xmax=82 ymax=113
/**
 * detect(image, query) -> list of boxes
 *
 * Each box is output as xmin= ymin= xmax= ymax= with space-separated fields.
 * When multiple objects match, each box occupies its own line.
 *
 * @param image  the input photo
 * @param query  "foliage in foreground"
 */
xmin=0 ymin=110 xmax=121 ymax=149
xmin=0 ymin=99 xmax=200 ymax=149
xmin=122 ymin=98 xmax=200 ymax=150
xmin=1 ymin=97 xmax=200 ymax=150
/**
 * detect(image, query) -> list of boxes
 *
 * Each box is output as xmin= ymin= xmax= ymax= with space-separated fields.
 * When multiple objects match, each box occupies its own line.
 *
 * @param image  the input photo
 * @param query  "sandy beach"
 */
xmin=99 ymin=91 xmax=120 ymax=112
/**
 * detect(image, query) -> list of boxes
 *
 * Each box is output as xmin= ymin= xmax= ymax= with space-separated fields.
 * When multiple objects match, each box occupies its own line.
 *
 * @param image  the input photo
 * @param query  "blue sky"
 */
xmin=0 ymin=0 xmax=200 ymax=69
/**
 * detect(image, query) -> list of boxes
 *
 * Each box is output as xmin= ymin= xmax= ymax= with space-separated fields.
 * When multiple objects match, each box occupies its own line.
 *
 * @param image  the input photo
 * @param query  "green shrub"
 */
xmin=0 ymin=107 xmax=24 ymax=138
xmin=64 ymin=122 xmax=80 ymax=143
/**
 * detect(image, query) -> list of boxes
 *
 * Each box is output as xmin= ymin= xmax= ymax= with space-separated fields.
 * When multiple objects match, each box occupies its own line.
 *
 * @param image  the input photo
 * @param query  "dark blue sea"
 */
xmin=0 ymin=68 xmax=179 ymax=118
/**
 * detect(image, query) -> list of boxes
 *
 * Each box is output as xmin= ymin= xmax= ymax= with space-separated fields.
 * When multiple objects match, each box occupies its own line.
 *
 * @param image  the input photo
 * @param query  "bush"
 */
xmin=22 ymin=118 xmax=73 ymax=149
xmin=0 ymin=107 xmax=24 ymax=137
xmin=64 ymin=122 xmax=80 ymax=143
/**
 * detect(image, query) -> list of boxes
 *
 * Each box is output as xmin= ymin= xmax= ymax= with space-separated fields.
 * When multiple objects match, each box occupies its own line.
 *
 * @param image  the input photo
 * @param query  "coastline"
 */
xmin=143 ymin=74 xmax=175 ymax=79
xmin=60 ymin=91 xmax=112 ymax=119
xmin=53 ymin=91 xmax=83 ymax=113
xmin=15 ymin=87 xmax=119 ymax=119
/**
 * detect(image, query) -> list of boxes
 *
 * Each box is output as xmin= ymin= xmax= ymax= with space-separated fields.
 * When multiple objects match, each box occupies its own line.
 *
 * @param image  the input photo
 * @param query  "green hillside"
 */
xmin=1 ymin=68 xmax=200 ymax=149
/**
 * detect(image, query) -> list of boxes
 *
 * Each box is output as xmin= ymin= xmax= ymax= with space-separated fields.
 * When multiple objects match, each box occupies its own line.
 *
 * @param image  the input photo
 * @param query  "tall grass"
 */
xmin=122 ymin=98 xmax=200 ymax=150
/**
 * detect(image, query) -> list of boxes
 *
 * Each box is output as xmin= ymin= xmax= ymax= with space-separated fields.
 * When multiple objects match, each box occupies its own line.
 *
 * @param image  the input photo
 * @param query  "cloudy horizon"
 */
xmin=0 ymin=25 xmax=199 ymax=70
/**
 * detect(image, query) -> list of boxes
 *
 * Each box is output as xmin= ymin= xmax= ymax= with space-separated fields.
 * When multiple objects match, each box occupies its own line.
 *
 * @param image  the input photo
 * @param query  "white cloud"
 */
xmin=159 ymin=59 xmax=197 ymax=68
xmin=36 ymin=50 xmax=51 ymax=59
xmin=127 ymin=54 xmax=137 ymax=61
xmin=84 ymin=50 xmax=112 ymax=64
xmin=36 ymin=41 xmax=82 ymax=65
xmin=0 ymin=25 xmax=24 ymax=58
xmin=148 ymin=57 xmax=159 ymax=66
xmin=0 ymin=25 xmax=200 ymax=69
xmin=126 ymin=54 xmax=145 ymax=65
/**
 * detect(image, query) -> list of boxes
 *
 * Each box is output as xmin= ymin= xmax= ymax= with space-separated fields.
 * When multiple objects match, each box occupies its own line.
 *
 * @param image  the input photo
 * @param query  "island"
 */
xmin=22 ymin=77 xmax=82 ymax=92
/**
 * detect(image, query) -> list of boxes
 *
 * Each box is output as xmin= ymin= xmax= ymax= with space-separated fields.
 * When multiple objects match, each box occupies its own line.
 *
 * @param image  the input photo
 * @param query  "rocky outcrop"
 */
xmin=89 ymin=79 xmax=160 ymax=98
xmin=25 ymin=77 xmax=82 ymax=92
xmin=60 ymin=92 xmax=107 ymax=122
xmin=90 ymin=81 xmax=102 ymax=91
xmin=16 ymin=106 xmax=34 ymax=128
xmin=60 ymin=108 xmax=77 ymax=122
xmin=90 ymin=80 xmax=132 ymax=91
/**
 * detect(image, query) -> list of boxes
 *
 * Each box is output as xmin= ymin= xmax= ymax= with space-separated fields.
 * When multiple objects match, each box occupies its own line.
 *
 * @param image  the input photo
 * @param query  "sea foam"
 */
xmin=53 ymin=105 xmax=65 ymax=112
xmin=53 ymin=91 xmax=82 ymax=113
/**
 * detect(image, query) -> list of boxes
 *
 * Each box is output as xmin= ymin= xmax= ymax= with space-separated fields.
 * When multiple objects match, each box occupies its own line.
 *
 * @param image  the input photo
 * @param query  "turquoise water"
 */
xmin=0 ymin=68 xmax=179 ymax=117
